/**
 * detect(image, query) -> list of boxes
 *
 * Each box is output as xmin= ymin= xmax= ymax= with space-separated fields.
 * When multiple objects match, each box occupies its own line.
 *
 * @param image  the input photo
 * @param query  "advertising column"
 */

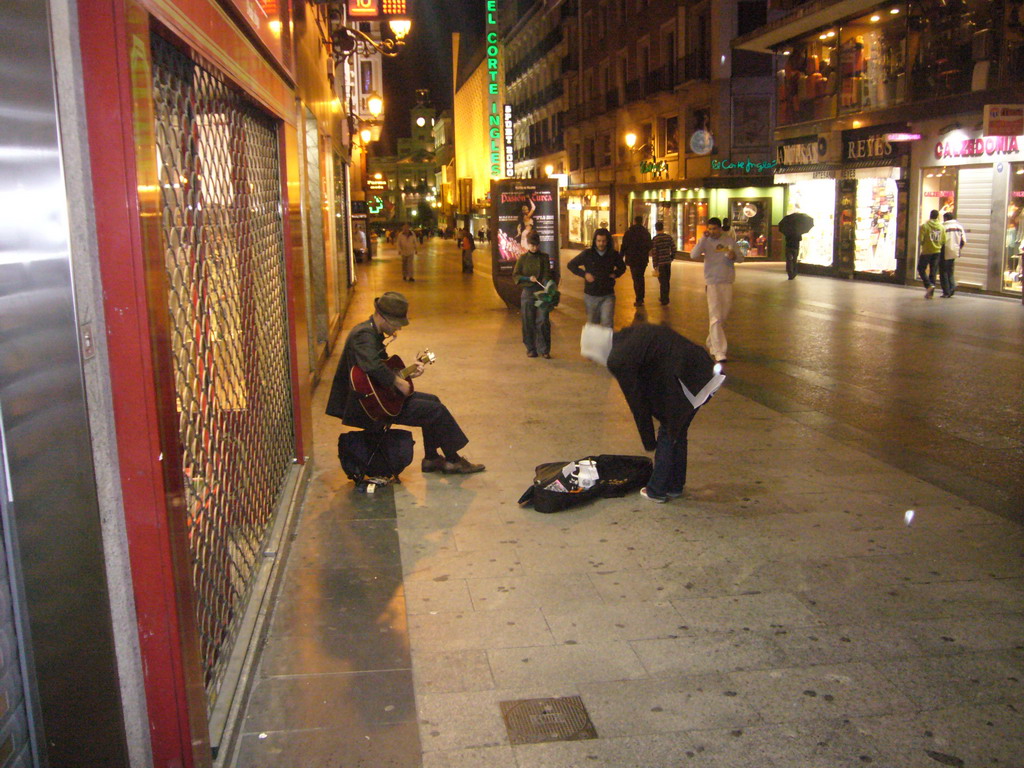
xmin=491 ymin=179 xmax=560 ymax=308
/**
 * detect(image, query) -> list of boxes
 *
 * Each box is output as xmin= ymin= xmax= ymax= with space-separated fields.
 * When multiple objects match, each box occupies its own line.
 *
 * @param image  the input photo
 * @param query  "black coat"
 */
xmin=326 ymin=317 xmax=393 ymax=428
xmin=606 ymin=324 xmax=718 ymax=449
xmin=566 ymin=248 xmax=626 ymax=296
xmin=620 ymin=224 xmax=653 ymax=268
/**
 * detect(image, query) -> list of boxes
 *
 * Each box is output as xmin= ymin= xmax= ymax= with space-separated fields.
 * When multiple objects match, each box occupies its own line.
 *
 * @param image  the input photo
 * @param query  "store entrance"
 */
xmin=728 ymin=197 xmax=772 ymax=259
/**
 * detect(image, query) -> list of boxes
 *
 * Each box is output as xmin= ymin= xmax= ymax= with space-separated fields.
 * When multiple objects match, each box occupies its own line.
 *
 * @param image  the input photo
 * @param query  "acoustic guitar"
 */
xmin=350 ymin=350 xmax=435 ymax=421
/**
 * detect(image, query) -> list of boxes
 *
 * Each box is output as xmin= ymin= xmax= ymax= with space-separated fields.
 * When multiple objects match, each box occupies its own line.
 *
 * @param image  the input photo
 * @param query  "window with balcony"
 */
xmin=776 ymin=27 xmax=838 ymax=125
xmin=907 ymin=0 xmax=993 ymax=99
xmin=663 ymin=115 xmax=679 ymax=155
xmin=662 ymin=27 xmax=676 ymax=71
xmin=600 ymin=132 xmax=612 ymax=167
xmin=686 ymin=6 xmax=711 ymax=80
xmin=584 ymin=137 xmax=595 ymax=169
xmin=838 ymin=7 xmax=907 ymax=113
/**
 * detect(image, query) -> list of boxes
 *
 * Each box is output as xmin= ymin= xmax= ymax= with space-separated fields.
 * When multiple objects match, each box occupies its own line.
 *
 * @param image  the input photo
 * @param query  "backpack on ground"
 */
xmin=518 ymin=455 xmax=653 ymax=513
xmin=338 ymin=428 xmax=414 ymax=481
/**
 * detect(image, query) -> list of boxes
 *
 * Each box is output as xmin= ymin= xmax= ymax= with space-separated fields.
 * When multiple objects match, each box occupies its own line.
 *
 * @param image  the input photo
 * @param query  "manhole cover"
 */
xmin=499 ymin=696 xmax=598 ymax=745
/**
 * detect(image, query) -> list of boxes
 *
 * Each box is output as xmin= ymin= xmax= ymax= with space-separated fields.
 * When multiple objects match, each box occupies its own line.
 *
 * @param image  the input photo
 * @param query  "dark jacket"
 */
xmin=326 ymin=317 xmax=393 ymax=428
xmin=566 ymin=236 xmax=626 ymax=296
xmin=620 ymin=224 xmax=653 ymax=268
xmin=607 ymin=323 xmax=718 ymax=449
xmin=512 ymin=250 xmax=551 ymax=288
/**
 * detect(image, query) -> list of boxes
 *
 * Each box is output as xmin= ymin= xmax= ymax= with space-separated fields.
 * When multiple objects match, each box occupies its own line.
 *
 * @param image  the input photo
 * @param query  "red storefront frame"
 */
xmin=77 ymin=0 xmax=310 ymax=764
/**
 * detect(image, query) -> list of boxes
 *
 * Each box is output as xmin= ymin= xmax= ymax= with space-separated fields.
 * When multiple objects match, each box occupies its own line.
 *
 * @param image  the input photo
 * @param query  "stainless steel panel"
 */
xmin=0 ymin=0 xmax=130 ymax=765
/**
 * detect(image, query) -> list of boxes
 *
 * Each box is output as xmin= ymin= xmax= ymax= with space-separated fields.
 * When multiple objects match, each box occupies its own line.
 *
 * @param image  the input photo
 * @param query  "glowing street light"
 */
xmin=367 ymin=92 xmax=384 ymax=118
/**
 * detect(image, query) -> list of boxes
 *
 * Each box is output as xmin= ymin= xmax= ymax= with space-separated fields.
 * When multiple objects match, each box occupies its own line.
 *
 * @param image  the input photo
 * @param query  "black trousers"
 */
xmin=939 ymin=256 xmax=957 ymax=296
xmin=785 ymin=243 xmax=799 ymax=279
xmin=917 ymin=253 xmax=939 ymax=288
xmin=393 ymin=391 xmax=468 ymax=458
xmin=628 ymin=262 xmax=647 ymax=303
xmin=657 ymin=263 xmax=671 ymax=303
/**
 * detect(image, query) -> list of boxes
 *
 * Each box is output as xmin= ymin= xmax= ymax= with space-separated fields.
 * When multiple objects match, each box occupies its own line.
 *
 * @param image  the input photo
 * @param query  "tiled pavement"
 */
xmin=231 ymin=239 xmax=1024 ymax=768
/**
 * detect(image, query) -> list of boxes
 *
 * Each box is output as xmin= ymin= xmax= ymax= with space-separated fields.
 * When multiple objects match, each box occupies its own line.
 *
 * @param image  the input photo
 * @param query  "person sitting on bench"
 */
xmin=326 ymin=291 xmax=485 ymax=475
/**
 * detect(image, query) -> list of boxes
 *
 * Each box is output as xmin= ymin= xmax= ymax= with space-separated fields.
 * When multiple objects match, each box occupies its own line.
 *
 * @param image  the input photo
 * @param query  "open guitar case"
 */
xmin=518 ymin=455 xmax=653 ymax=513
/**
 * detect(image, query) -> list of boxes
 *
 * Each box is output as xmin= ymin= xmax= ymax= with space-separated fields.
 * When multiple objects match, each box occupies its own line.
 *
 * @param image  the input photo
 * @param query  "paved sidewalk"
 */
xmin=234 ymin=239 xmax=1024 ymax=768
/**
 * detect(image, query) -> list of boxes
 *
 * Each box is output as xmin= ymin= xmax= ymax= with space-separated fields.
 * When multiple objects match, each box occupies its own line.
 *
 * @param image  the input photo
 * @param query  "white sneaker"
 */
xmin=640 ymin=487 xmax=667 ymax=503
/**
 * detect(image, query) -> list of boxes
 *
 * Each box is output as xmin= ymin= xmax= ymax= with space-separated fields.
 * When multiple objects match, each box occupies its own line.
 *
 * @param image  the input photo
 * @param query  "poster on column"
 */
xmin=490 ymin=179 xmax=560 ymax=309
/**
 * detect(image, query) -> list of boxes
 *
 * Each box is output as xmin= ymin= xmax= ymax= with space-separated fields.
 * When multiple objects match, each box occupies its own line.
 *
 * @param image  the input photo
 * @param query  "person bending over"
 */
xmin=581 ymin=322 xmax=724 ymax=503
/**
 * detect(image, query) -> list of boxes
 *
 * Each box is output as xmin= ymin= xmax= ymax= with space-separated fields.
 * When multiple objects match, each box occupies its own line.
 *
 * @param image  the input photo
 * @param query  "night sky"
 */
xmin=379 ymin=0 xmax=486 ymax=151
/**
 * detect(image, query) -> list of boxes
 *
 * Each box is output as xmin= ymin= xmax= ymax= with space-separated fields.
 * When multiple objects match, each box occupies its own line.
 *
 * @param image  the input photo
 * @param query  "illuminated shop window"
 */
xmin=776 ymin=28 xmax=838 ymax=125
xmin=1005 ymin=163 xmax=1024 ymax=293
xmin=907 ymin=0 xmax=993 ymax=99
xmin=837 ymin=7 xmax=906 ymax=114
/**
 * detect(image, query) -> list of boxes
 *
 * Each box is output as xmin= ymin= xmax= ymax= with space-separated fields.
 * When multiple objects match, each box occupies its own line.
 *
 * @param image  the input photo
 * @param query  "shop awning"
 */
xmin=733 ymin=0 xmax=881 ymax=53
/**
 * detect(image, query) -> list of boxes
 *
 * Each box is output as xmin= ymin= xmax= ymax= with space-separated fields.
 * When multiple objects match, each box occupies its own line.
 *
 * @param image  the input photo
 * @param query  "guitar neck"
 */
xmin=399 ymin=363 xmax=420 ymax=379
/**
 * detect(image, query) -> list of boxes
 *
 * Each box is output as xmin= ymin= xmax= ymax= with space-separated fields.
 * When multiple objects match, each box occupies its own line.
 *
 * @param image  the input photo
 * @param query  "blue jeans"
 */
xmin=646 ymin=410 xmax=698 ymax=497
xmin=520 ymin=288 xmax=551 ymax=355
xmin=584 ymin=293 xmax=615 ymax=327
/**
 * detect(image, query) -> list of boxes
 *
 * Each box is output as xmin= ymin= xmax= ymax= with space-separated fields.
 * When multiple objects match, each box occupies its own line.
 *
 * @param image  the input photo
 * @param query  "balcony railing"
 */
xmin=515 ymin=138 xmax=563 ymax=163
xmin=676 ymin=52 xmax=710 ymax=84
xmin=511 ymin=80 xmax=565 ymax=121
xmin=506 ymin=26 xmax=564 ymax=85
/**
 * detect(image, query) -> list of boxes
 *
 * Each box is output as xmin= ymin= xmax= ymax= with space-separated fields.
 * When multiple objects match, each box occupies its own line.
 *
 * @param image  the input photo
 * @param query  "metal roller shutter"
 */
xmin=955 ymin=166 xmax=993 ymax=288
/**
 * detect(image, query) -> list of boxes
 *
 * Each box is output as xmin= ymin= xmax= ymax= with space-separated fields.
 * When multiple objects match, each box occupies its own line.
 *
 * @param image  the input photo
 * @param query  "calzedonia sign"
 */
xmin=934 ymin=133 xmax=1022 ymax=160
xmin=486 ymin=0 xmax=504 ymax=177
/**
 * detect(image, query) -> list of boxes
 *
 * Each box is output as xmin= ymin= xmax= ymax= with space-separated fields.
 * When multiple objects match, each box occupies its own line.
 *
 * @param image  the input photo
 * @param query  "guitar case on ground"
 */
xmin=517 ymin=455 xmax=653 ymax=513
xmin=338 ymin=429 xmax=415 ymax=482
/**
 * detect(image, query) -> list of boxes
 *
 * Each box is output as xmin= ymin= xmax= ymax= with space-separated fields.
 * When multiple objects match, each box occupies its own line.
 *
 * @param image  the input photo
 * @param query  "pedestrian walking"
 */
xmin=566 ymin=227 xmax=626 ymax=327
xmin=778 ymin=210 xmax=814 ymax=279
xmin=621 ymin=215 xmax=653 ymax=306
xmin=940 ymin=211 xmax=966 ymax=298
xmin=512 ymin=231 xmax=553 ymax=358
xmin=691 ymin=217 xmax=743 ymax=363
xmin=353 ymin=227 xmax=367 ymax=263
xmin=459 ymin=228 xmax=475 ymax=274
xmin=581 ymin=322 xmax=725 ymax=503
xmin=397 ymin=222 xmax=418 ymax=282
xmin=918 ymin=209 xmax=944 ymax=298
xmin=649 ymin=221 xmax=675 ymax=306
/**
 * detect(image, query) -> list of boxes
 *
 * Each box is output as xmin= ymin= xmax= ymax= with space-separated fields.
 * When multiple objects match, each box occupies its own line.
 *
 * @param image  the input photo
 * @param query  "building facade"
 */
xmin=737 ymin=0 xmax=1024 ymax=295
xmin=453 ymin=32 xmax=504 ymax=234
xmin=510 ymin=0 xmax=781 ymax=257
xmin=366 ymin=92 xmax=439 ymax=229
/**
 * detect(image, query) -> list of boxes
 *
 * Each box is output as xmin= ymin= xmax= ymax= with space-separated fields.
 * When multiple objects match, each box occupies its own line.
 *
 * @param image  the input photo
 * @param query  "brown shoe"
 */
xmin=442 ymin=456 xmax=486 ymax=474
xmin=421 ymin=456 xmax=446 ymax=473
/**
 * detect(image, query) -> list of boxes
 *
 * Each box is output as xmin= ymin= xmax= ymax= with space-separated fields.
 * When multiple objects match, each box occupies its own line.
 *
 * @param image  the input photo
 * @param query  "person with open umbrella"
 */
xmin=778 ymin=210 xmax=815 ymax=279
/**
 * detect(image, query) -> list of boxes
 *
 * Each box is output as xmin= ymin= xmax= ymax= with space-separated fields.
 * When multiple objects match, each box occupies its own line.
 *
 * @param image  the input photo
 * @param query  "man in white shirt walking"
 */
xmin=690 ymin=217 xmax=743 ymax=363
xmin=396 ymin=222 xmax=418 ymax=282
xmin=940 ymin=211 xmax=966 ymax=298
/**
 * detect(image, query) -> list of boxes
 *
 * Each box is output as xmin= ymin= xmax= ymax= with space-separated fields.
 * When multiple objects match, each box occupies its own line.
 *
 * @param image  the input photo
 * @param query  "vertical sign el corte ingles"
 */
xmin=486 ymin=0 xmax=503 ymax=177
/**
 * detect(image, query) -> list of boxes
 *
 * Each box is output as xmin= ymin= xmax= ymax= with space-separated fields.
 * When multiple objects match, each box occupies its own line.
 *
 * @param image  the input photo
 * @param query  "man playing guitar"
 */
xmin=326 ymin=291 xmax=485 ymax=475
